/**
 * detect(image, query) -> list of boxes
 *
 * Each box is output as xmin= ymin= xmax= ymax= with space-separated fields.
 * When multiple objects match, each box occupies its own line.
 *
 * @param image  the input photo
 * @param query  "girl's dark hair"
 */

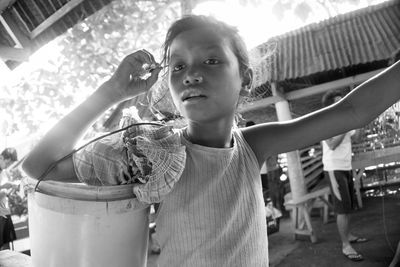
xmin=162 ymin=15 xmax=250 ymax=77
xmin=1 ymin=147 xmax=17 ymax=162
xmin=322 ymin=90 xmax=343 ymax=107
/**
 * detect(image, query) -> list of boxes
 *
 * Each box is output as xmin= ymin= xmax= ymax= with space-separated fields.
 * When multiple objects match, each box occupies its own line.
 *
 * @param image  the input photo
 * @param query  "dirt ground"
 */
xmin=273 ymin=195 xmax=400 ymax=267
xmin=147 ymin=194 xmax=400 ymax=267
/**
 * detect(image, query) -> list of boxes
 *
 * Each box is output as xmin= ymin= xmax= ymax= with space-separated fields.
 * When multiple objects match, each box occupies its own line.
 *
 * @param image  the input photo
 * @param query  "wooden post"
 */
xmin=272 ymin=82 xmax=315 ymax=241
xmin=272 ymin=83 xmax=307 ymax=201
xmin=0 ymin=45 xmax=30 ymax=61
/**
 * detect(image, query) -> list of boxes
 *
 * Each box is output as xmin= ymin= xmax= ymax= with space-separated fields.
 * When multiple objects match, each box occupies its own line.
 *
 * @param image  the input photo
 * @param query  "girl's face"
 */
xmin=167 ymin=27 xmax=245 ymax=124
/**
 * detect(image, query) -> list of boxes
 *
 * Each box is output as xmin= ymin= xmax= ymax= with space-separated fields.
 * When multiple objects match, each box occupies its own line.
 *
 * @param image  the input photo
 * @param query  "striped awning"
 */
xmin=253 ymin=0 xmax=400 ymax=83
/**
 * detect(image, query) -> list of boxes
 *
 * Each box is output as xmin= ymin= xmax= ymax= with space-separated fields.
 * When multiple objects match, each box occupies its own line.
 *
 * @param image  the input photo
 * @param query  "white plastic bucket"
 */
xmin=27 ymin=178 xmax=149 ymax=267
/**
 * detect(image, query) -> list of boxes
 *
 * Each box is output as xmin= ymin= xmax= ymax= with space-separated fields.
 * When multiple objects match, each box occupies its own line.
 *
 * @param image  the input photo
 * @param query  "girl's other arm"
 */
xmin=345 ymin=60 xmax=400 ymax=127
xmin=244 ymin=60 xmax=400 ymax=162
xmin=22 ymin=51 xmax=161 ymax=181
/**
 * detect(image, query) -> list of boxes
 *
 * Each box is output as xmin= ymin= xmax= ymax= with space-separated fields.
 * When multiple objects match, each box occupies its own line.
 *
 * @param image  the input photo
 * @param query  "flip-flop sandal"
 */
xmin=349 ymin=237 xmax=368 ymax=243
xmin=343 ymin=252 xmax=364 ymax=261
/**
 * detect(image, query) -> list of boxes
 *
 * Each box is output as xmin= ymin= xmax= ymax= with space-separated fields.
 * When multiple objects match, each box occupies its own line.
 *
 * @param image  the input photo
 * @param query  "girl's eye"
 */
xmin=204 ymin=59 xmax=220 ymax=65
xmin=172 ymin=64 xmax=185 ymax=72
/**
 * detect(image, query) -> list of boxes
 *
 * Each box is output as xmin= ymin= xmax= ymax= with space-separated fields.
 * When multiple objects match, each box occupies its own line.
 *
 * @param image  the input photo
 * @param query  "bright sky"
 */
xmin=194 ymin=0 xmax=388 ymax=49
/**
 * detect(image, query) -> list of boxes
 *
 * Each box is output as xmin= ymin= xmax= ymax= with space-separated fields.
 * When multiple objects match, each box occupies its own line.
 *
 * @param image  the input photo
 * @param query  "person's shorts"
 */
xmin=0 ymin=215 xmax=16 ymax=247
xmin=324 ymin=170 xmax=355 ymax=214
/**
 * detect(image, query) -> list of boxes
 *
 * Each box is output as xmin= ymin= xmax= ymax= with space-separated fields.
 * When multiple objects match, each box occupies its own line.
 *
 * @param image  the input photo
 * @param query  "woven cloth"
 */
xmin=123 ymin=124 xmax=186 ymax=204
xmin=73 ymin=108 xmax=186 ymax=204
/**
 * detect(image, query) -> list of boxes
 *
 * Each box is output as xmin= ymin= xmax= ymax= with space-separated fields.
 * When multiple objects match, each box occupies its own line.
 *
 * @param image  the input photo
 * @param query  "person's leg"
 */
xmin=337 ymin=214 xmax=359 ymax=254
xmin=0 ymin=216 xmax=8 ymax=250
xmin=327 ymin=170 xmax=362 ymax=261
xmin=344 ymin=172 xmax=367 ymax=242
xmin=0 ymin=215 xmax=15 ymax=250
xmin=337 ymin=213 xmax=350 ymax=245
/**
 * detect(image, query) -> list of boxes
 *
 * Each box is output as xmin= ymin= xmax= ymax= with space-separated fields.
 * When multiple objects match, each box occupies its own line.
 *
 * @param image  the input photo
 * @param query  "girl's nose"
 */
xmin=183 ymin=73 xmax=203 ymax=85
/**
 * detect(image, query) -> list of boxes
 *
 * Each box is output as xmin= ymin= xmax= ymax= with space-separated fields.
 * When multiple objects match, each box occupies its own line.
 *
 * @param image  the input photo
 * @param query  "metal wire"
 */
xmin=33 ymin=122 xmax=164 ymax=192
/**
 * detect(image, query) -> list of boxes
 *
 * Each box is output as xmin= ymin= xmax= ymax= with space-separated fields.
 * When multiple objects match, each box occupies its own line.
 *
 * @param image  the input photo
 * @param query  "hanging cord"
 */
xmin=33 ymin=122 xmax=164 ymax=192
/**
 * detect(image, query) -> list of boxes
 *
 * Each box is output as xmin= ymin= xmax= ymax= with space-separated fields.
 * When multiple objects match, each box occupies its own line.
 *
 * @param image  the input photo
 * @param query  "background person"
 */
xmin=321 ymin=90 xmax=367 ymax=262
xmin=0 ymin=147 xmax=18 ymax=250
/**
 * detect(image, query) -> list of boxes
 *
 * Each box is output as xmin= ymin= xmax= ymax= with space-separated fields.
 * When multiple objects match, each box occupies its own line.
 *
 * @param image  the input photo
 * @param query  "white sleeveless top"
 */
xmin=322 ymin=130 xmax=355 ymax=171
xmin=155 ymin=129 xmax=269 ymax=267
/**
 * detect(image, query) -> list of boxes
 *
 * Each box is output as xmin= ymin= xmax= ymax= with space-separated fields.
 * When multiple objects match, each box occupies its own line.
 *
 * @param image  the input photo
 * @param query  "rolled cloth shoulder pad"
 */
xmin=120 ymin=114 xmax=186 ymax=204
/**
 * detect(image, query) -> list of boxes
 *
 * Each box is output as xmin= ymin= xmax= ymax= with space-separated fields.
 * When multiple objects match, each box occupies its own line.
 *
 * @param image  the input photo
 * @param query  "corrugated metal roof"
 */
xmin=254 ymin=0 xmax=400 ymax=83
xmin=0 ymin=0 xmax=115 ymax=69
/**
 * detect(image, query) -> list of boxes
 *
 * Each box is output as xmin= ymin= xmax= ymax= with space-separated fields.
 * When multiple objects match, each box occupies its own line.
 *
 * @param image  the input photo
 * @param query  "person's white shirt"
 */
xmin=322 ymin=130 xmax=356 ymax=171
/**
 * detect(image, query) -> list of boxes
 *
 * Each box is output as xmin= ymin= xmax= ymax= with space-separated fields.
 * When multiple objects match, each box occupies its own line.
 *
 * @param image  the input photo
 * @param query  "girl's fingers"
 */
xmin=145 ymin=66 xmax=162 ymax=88
xmin=141 ymin=49 xmax=156 ymax=63
xmin=124 ymin=50 xmax=158 ymax=77
xmin=123 ymin=53 xmax=149 ymax=71
xmin=128 ymin=66 xmax=162 ymax=92
xmin=110 ymin=50 xmax=161 ymax=97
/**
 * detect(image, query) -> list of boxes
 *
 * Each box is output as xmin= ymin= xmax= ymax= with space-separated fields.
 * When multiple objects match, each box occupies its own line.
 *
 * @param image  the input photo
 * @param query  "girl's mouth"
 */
xmin=183 ymin=95 xmax=206 ymax=101
xmin=181 ymin=89 xmax=206 ymax=102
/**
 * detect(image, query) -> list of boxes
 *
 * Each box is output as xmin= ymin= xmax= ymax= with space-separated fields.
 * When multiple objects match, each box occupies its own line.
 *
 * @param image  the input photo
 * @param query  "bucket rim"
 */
xmin=27 ymin=177 xmax=137 ymax=201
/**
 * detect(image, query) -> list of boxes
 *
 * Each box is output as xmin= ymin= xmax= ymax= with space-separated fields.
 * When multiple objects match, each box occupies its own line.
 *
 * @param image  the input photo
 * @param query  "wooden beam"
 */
xmin=239 ymin=68 xmax=386 ymax=113
xmin=352 ymin=146 xmax=400 ymax=169
xmin=0 ymin=14 xmax=21 ymax=47
xmin=0 ymin=0 xmax=16 ymax=13
xmin=238 ymin=95 xmax=283 ymax=113
xmin=285 ymin=68 xmax=385 ymax=100
xmin=30 ymin=0 xmax=85 ymax=39
xmin=0 ymin=44 xmax=30 ymax=61
xmin=0 ymin=12 xmax=30 ymax=47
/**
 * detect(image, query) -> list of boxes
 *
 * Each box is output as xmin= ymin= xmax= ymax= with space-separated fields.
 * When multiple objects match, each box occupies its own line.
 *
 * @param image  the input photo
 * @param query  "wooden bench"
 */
xmin=284 ymin=186 xmax=332 ymax=243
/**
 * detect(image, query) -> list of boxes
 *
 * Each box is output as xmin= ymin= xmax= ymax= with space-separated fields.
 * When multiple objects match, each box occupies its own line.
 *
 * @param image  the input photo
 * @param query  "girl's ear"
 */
xmin=240 ymin=68 xmax=253 ymax=96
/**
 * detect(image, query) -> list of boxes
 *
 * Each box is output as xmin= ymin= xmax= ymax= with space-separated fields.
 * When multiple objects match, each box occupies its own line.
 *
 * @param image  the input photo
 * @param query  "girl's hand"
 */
xmin=107 ymin=49 xmax=162 ymax=101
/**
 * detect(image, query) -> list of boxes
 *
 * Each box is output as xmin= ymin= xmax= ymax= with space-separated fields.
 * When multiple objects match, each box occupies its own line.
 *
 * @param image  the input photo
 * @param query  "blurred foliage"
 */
xmin=8 ymin=185 xmax=28 ymax=217
xmin=355 ymin=105 xmax=400 ymax=151
xmin=1 ymin=0 xmax=181 ymax=138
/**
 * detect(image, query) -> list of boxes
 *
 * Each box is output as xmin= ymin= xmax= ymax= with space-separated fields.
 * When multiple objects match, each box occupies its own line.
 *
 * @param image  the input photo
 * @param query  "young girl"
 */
xmin=22 ymin=15 xmax=400 ymax=266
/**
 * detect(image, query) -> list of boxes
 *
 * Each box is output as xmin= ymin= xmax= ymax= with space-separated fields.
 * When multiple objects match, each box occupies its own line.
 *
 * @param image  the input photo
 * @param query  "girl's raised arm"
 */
xmin=22 ymin=50 xmax=161 ymax=182
xmin=244 ymin=59 xmax=400 ymax=162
